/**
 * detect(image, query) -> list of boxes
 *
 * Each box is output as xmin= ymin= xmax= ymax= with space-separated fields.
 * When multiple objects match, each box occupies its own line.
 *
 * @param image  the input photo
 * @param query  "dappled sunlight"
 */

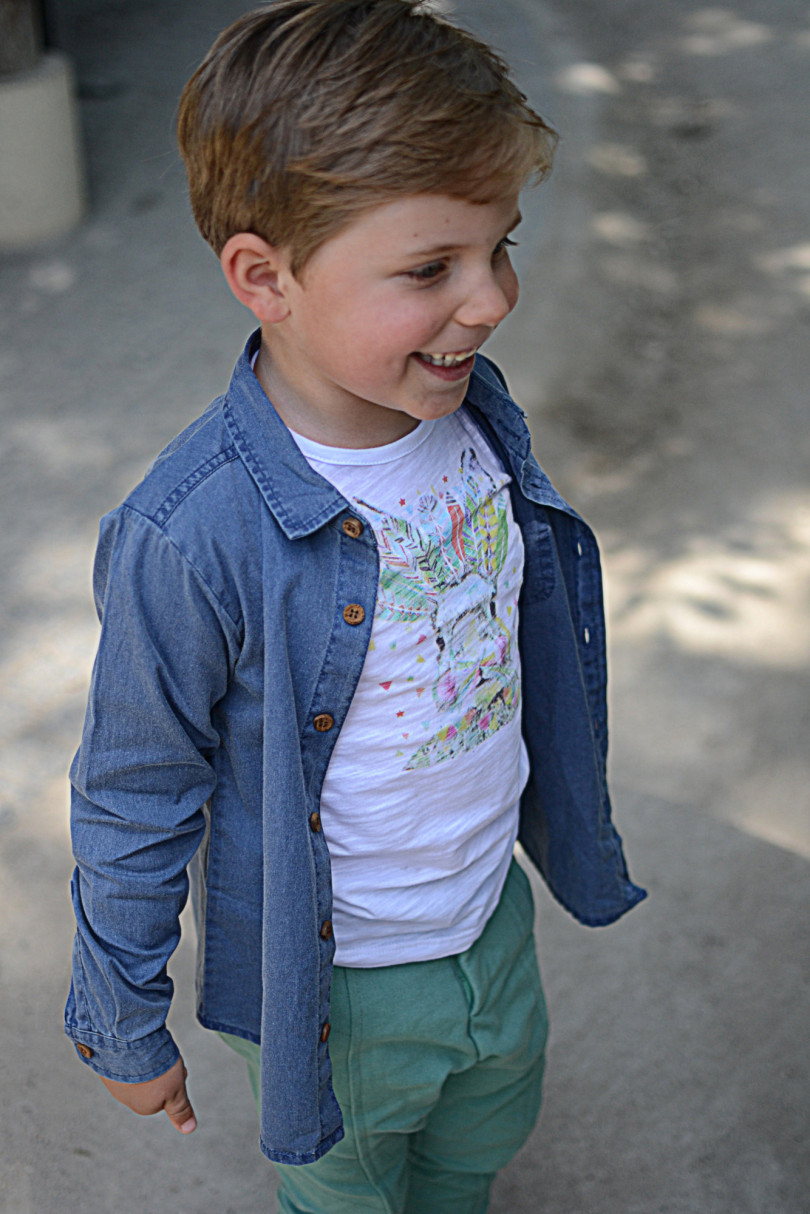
xmin=545 ymin=1 xmax=810 ymax=871
xmin=693 ymin=271 xmax=805 ymax=336
xmin=694 ymin=299 xmax=775 ymax=336
xmin=607 ymin=491 xmax=810 ymax=669
xmin=755 ymin=242 xmax=810 ymax=302
xmin=599 ymin=254 xmax=679 ymax=295
xmin=616 ymin=57 xmax=657 ymax=84
xmin=605 ymin=491 xmax=810 ymax=862
xmin=682 ymin=9 xmax=773 ymax=55
xmin=733 ymin=761 xmax=810 ymax=858
xmin=0 ymin=615 xmax=96 ymax=732
xmin=28 ymin=259 xmax=77 ymax=294
xmin=6 ymin=414 xmax=118 ymax=476
xmin=555 ymin=61 xmax=620 ymax=96
xmin=590 ymin=211 xmax=676 ymax=297
xmin=756 ymin=242 xmax=810 ymax=273
xmin=587 ymin=143 xmax=647 ymax=177
xmin=591 ymin=211 xmax=651 ymax=245
xmin=0 ymin=3 xmax=802 ymax=1206
xmin=0 ymin=609 xmax=98 ymax=817
xmin=12 ymin=532 xmax=97 ymax=605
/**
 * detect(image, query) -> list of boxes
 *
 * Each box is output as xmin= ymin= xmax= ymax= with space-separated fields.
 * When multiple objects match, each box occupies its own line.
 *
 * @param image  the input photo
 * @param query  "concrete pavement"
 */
xmin=0 ymin=1 xmax=808 ymax=1210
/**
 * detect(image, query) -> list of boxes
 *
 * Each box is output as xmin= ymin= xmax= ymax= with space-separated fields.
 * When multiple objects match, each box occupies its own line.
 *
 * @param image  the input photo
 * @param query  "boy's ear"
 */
xmin=219 ymin=233 xmax=292 ymax=324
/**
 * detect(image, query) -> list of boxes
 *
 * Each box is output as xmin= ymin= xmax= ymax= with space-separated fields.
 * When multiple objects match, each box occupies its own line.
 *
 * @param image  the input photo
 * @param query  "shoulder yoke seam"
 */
xmin=151 ymin=445 xmax=240 ymax=527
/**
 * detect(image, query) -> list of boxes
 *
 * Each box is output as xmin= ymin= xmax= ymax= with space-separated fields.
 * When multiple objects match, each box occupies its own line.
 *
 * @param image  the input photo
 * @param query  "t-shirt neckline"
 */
xmin=290 ymin=418 xmax=439 ymax=466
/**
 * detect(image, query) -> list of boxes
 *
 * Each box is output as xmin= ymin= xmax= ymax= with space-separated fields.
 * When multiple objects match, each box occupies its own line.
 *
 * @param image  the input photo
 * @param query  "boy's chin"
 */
xmin=399 ymin=391 xmax=468 ymax=424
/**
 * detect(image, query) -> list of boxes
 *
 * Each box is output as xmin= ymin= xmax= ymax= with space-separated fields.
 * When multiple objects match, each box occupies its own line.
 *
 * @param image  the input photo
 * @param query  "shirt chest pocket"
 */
xmin=519 ymin=519 xmax=558 ymax=604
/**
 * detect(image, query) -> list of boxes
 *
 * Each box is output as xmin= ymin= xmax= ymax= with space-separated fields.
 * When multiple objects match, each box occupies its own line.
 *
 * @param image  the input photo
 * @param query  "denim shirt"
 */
xmin=65 ymin=330 xmax=645 ymax=1164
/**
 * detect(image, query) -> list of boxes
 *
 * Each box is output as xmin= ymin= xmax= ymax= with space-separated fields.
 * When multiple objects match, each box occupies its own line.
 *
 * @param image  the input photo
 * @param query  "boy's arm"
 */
xmin=65 ymin=505 xmax=239 ymax=1104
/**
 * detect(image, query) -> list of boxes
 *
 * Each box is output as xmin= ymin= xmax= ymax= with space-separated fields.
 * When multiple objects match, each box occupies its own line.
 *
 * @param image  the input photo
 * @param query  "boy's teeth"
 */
xmin=420 ymin=350 xmax=475 ymax=367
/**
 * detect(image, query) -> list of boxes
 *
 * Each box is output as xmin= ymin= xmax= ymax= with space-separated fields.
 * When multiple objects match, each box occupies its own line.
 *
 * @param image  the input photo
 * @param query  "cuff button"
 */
xmin=75 ymin=1043 xmax=94 ymax=1059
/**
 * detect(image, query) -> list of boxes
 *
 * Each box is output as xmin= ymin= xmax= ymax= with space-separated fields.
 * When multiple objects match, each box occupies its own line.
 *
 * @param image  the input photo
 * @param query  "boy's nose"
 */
xmin=454 ymin=268 xmax=518 ymax=331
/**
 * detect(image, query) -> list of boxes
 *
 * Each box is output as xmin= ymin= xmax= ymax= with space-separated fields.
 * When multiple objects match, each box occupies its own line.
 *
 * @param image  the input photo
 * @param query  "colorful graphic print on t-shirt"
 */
xmin=356 ymin=445 xmax=520 ymax=769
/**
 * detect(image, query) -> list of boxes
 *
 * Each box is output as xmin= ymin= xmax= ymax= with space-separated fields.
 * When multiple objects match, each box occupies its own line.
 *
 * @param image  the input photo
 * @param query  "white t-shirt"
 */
xmin=291 ymin=408 xmax=530 ymax=966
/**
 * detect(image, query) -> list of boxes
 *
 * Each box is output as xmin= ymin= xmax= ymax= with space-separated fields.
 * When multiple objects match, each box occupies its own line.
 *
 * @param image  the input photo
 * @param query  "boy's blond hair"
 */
xmin=177 ymin=0 xmax=556 ymax=275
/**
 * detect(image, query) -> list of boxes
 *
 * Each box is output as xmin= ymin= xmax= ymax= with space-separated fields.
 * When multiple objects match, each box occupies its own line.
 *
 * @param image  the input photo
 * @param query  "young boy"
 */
xmin=65 ymin=2 xmax=645 ymax=1210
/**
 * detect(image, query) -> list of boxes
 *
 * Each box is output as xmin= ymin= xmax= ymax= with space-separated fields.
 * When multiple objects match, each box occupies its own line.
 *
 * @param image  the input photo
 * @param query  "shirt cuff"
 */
xmin=64 ymin=1024 xmax=180 ymax=1083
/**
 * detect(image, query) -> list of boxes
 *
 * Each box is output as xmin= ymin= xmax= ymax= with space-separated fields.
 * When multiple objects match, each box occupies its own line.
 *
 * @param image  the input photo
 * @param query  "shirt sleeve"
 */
xmin=64 ymin=505 xmax=238 ymax=1081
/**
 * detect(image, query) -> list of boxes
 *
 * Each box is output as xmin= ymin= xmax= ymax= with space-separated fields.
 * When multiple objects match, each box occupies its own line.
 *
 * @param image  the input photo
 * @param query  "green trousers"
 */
xmin=220 ymin=859 xmax=548 ymax=1214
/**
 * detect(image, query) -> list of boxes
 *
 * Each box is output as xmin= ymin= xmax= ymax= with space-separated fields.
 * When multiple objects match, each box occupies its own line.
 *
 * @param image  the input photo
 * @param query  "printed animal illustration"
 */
xmin=356 ymin=447 xmax=520 ymax=769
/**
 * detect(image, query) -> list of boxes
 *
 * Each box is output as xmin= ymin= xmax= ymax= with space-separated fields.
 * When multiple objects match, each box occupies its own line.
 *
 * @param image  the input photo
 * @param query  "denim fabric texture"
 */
xmin=65 ymin=330 xmax=646 ymax=1164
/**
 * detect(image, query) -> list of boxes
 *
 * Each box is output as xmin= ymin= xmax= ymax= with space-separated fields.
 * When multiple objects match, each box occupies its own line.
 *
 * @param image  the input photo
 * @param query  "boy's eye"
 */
xmin=493 ymin=236 xmax=518 ymax=259
xmin=406 ymin=260 xmax=448 ymax=282
xmin=403 ymin=236 xmax=517 ymax=283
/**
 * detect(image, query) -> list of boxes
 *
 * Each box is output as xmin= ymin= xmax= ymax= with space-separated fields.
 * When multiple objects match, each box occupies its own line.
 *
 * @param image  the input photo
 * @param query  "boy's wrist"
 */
xmin=65 ymin=1023 xmax=179 ymax=1084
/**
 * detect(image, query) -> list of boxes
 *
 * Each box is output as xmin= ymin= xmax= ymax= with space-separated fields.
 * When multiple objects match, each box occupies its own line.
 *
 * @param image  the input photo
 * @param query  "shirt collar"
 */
xmin=465 ymin=354 xmax=578 ymax=518
xmin=223 ymin=331 xmax=349 ymax=540
xmin=222 ymin=329 xmax=571 ymax=537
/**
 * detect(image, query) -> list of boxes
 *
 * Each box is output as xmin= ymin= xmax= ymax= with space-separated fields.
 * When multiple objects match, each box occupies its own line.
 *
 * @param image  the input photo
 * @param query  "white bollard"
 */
xmin=0 ymin=50 xmax=85 ymax=248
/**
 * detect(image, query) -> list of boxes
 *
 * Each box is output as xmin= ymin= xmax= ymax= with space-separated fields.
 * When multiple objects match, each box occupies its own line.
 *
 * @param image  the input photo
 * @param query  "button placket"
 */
xmin=307 ymin=510 xmax=374 ymax=1025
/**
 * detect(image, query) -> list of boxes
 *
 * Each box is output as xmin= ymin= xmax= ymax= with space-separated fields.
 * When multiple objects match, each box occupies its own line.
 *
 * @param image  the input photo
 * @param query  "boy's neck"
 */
xmin=254 ymin=336 xmax=421 ymax=450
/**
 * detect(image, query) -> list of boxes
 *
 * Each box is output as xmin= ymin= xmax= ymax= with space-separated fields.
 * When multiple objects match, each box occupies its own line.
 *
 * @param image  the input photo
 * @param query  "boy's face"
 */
xmin=258 ymin=192 xmax=521 ymax=446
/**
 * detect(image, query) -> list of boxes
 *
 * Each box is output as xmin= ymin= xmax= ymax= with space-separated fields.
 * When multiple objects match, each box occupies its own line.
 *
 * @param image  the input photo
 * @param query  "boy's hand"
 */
xmin=99 ymin=1056 xmax=197 ymax=1134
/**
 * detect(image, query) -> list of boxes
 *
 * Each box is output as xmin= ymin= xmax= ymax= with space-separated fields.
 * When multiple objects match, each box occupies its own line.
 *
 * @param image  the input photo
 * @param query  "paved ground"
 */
xmin=0 ymin=1 xmax=808 ymax=1211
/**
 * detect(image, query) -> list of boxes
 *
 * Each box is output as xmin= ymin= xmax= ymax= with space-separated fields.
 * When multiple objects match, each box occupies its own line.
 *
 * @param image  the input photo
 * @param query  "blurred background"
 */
xmin=0 ymin=0 xmax=808 ymax=1210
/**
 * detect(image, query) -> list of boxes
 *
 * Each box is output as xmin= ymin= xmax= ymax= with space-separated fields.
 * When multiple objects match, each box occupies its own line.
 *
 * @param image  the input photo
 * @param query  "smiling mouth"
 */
xmin=417 ymin=348 xmax=478 ymax=368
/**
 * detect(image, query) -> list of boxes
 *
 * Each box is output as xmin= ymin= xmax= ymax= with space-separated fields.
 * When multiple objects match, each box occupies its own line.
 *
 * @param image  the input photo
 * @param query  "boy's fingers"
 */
xmin=166 ymin=1097 xmax=197 ymax=1133
xmin=164 ymin=1070 xmax=197 ymax=1134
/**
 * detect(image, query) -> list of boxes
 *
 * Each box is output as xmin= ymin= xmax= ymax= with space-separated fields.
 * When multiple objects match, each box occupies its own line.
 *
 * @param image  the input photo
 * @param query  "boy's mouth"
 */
xmin=413 ymin=348 xmax=478 ymax=380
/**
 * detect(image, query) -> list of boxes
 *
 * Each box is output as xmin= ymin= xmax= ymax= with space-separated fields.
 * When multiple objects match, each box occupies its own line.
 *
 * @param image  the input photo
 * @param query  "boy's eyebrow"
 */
xmin=406 ymin=211 xmax=522 ymax=260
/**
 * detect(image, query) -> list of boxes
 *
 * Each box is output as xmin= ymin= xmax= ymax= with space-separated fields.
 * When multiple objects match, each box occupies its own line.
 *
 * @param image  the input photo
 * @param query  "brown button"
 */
xmin=342 ymin=517 xmax=363 ymax=539
xmin=309 ymin=811 xmax=322 ymax=832
xmin=313 ymin=713 xmax=334 ymax=732
xmin=342 ymin=603 xmax=365 ymax=626
xmin=320 ymin=1022 xmax=331 ymax=1042
xmin=75 ymin=1043 xmax=94 ymax=1059
xmin=320 ymin=919 xmax=333 ymax=940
